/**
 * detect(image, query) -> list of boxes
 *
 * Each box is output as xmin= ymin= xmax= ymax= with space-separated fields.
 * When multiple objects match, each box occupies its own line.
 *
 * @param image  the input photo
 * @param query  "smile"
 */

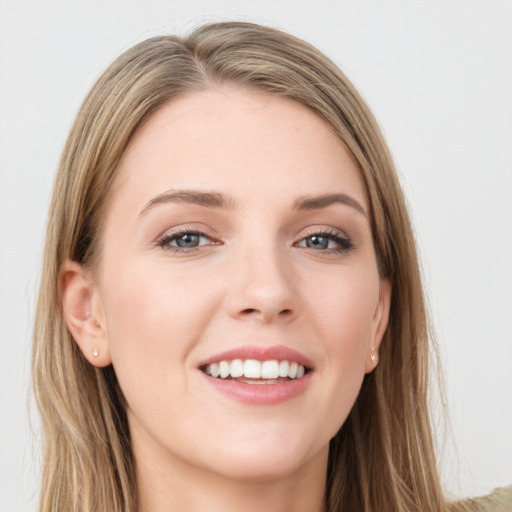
xmin=198 ymin=345 xmax=314 ymax=405
xmin=202 ymin=359 xmax=307 ymax=382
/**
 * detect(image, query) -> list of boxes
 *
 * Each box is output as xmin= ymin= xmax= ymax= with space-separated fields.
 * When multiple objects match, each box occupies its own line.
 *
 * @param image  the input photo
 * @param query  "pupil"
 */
xmin=307 ymin=236 xmax=328 ymax=250
xmin=176 ymin=233 xmax=199 ymax=248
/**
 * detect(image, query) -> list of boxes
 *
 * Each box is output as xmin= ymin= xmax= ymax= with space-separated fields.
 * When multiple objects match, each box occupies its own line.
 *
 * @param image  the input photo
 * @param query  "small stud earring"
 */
xmin=92 ymin=347 xmax=99 ymax=357
xmin=370 ymin=351 xmax=377 ymax=363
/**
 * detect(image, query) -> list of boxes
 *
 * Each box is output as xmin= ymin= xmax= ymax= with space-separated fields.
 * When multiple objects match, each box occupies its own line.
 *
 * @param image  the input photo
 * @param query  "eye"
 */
xmin=297 ymin=231 xmax=353 ymax=252
xmin=157 ymin=230 xmax=215 ymax=252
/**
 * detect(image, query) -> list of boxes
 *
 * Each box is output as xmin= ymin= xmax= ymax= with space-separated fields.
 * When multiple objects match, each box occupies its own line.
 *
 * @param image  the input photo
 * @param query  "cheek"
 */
xmin=102 ymin=259 xmax=214 ymax=345
xmin=98 ymin=260 xmax=220 ymax=400
xmin=96 ymin=262 xmax=227 ymax=455
xmin=304 ymin=267 xmax=379 ymax=426
xmin=310 ymin=266 xmax=380 ymax=350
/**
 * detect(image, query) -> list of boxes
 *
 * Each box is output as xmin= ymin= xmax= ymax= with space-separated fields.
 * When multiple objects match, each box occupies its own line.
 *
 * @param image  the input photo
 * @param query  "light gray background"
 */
xmin=0 ymin=1 xmax=511 ymax=511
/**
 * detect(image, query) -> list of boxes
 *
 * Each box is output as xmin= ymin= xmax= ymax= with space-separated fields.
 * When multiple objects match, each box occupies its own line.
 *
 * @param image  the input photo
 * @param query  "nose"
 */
xmin=225 ymin=246 xmax=298 ymax=324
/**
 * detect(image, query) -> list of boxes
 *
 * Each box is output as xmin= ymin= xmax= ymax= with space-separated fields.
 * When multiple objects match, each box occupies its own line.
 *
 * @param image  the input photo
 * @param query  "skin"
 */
xmin=62 ymin=87 xmax=391 ymax=512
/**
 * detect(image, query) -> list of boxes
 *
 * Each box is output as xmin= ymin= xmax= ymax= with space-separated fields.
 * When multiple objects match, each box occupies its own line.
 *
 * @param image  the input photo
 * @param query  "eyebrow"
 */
xmin=140 ymin=189 xmax=367 ymax=217
xmin=293 ymin=193 xmax=367 ymax=217
xmin=140 ymin=189 xmax=236 ymax=215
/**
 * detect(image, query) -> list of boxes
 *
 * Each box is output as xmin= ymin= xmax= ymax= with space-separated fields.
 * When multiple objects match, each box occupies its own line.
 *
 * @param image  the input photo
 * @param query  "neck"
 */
xmin=135 ymin=437 xmax=328 ymax=512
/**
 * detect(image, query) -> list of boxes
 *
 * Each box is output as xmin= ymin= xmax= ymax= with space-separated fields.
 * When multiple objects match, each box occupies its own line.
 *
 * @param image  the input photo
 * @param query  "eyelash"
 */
xmin=156 ymin=228 xmax=217 ymax=253
xmin=156 ymin=228 xmax=353 ymax=254
xmin=295 ymin=229 xmax=354 ymax=254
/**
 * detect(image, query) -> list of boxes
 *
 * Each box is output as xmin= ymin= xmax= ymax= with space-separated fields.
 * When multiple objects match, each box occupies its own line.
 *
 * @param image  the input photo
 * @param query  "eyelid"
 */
xmin=299 ymin=226 xmax=350 ymax=242
xmin=300 ymin=225 xmax=348 ymax=238
xmin=155 ymin=223 xmax=217 ymax=241
xmin=155 ymin=225 xmax=220 ymax=252
xmin=295 ymin=226 xmax=354 ymax=252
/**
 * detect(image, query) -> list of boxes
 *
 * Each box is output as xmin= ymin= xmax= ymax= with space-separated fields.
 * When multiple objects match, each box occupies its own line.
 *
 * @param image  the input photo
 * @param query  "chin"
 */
xmin=199 ymin=434 xmax=328 ymax=484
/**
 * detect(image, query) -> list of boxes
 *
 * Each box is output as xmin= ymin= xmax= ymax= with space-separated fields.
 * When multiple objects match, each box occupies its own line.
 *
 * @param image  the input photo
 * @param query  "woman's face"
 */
xmin=83 ymin=88 xmax=390 ymax=482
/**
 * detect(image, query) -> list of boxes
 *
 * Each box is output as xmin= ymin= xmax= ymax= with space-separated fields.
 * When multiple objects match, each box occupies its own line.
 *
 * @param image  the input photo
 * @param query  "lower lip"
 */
xmin=200 ymin=371 xmax=313 ymax=405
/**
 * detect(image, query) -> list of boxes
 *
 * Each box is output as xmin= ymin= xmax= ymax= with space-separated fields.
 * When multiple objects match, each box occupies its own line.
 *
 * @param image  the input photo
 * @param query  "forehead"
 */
xmin=109 ymin=87 xmax=368 ymax=215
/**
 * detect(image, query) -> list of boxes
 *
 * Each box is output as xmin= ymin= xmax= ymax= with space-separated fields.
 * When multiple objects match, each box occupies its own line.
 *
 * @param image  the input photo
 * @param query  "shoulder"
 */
xmin=454 ymin=485 xmax=512 ymax=512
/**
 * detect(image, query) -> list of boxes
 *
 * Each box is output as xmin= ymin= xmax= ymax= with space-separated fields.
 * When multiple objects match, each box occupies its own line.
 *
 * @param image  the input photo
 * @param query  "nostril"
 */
xmin=241 ymin=308 xmax=292 ymax=316
xmin=237 ymin=307 xmax=294 ymax=320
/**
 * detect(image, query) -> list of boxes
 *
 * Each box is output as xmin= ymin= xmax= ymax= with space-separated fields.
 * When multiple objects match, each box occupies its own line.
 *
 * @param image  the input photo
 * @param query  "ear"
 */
xmin=364 ymin=278 xmax=391 ymax=374
xmin=60 ymin=260 xmax=112 ymax=367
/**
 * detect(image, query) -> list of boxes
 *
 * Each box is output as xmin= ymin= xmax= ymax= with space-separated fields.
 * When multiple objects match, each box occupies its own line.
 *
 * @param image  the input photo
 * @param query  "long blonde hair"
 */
xmin=33 ymin=21 xmax=458 ymax=511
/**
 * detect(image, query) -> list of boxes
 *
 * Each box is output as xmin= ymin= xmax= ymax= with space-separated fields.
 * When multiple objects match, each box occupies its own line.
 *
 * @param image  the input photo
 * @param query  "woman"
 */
xmin=32 ymin=21 xmax=511 ymax=512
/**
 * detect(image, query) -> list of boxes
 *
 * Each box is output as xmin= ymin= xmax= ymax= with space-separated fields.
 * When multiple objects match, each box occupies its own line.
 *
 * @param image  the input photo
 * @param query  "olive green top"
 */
xmin=456 ymin=485 xmax=512 ymax=511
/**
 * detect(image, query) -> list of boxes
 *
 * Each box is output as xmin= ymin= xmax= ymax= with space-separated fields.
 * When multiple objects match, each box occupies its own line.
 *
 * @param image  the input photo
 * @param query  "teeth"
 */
xmin=230 ymin=359 xmax=244 ymax=378
xmin=219 ymin=360 xmax=230 ymax=379
xmin=210 ymin=363 xmax=220 ymax=378
xmin=204 ymin=359 xmax=307 ymax=381
xmin=244 ymin=359 xmax=261 ymax=378
xmin=261 ymin=360 xmax=279 ymax=379
xmin=278 ymin=360 xmax=289 ymax=377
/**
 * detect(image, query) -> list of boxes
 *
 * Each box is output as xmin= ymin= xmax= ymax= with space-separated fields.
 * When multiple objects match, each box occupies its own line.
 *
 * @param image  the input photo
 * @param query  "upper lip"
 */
xmin=198 ymin=344 xmax=314 ymax=370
